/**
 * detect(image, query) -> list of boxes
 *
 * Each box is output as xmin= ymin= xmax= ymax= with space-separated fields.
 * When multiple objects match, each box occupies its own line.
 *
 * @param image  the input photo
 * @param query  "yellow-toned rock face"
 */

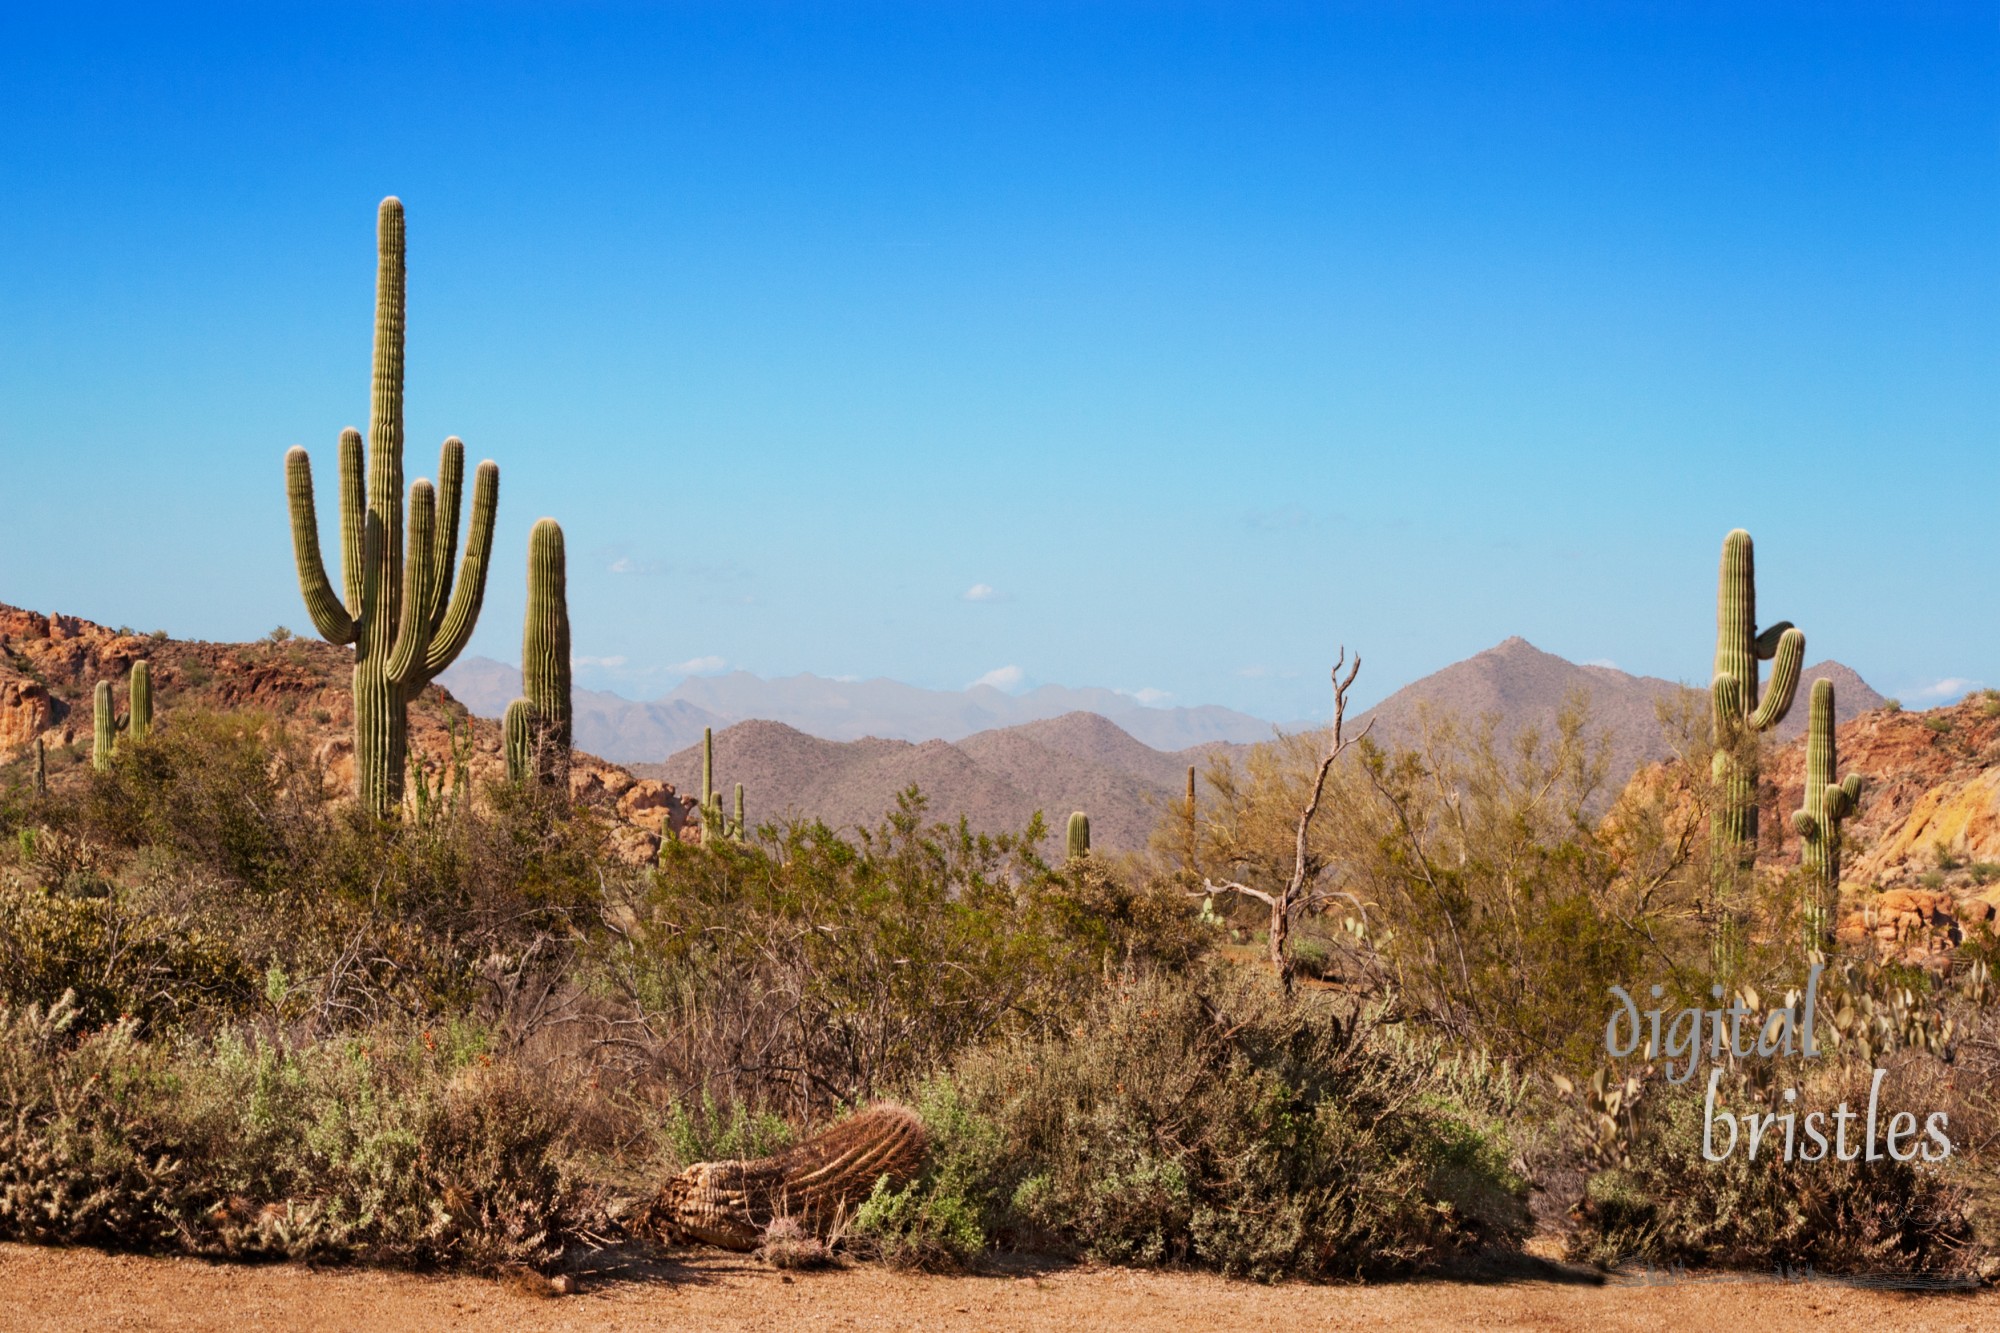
xmin=1857 ymin=767 xmax=2000 ymax=882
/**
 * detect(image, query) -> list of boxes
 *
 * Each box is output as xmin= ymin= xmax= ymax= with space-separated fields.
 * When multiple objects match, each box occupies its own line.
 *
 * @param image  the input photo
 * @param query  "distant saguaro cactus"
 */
xmin=503 ymin=519 xmax=572 ymax=784
xmin=285 ymin=197 xmax=499 ymax=817
xmin=128 ymin=661 xmax=152 ymax=740
xmin=92 ymin=681 xmax=115 ymax=771
xmin=1793 ymin=679 xmax=1862 ymax=944
xmin=1067 ymin=810 xmax=1091 ymax=859
xmin=700 ymin=727 xmax=719 ymax=839
xmin=1710 ymin=529 xmax=1804 ymax=857
xmin=733 ymin=782 xmax=745 ymax=842
xmin=32 ymin=737 xmax=46 ymax=796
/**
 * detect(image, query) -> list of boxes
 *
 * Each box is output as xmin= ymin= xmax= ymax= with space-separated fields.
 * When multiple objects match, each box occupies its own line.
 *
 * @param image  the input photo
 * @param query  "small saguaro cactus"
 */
xmin=733 ymin=782 xmax=746 ymax=842
xmin=285 ymin=197 xmax=500 ymax=817
xmin=1793 ymin=678 xmax=1862 ymax=945
xmin=32 ymin=736 xmax=46 ymax=796
xmin=700 ymin=728 xmax=719 ymax=839
xmin=504 ymin=700 xmax=535 ymax=785
xmin=503 ymin=519 xmax=573 ymax=785
xmin=1067 ymin=810 xmax=1091 ymax=860
xmin=92 ymin=681 xmax=115 ymax=771
xmin=128 ymin=661 xmax=152 ymax=740
xmin=1710 ymin=529 xmax=1805 ymax=858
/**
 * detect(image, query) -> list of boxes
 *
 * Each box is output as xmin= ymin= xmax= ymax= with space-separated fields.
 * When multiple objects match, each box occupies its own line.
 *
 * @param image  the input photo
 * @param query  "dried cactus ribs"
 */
xmin=638 ymin=1103 xmax=927 ymax=1251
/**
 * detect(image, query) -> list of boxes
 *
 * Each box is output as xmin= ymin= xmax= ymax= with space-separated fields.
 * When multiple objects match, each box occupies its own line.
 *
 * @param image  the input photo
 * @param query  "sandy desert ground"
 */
xmin=3 ymin=1242 xmax=1995 ymax=1333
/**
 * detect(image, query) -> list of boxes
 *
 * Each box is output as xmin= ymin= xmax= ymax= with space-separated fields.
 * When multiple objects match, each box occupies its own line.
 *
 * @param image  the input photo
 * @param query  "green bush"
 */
xmin=852 ymin=1079 xmax=1002 ymax=1270
xmin=910 ymin=968 xmax=1527 ymax=1280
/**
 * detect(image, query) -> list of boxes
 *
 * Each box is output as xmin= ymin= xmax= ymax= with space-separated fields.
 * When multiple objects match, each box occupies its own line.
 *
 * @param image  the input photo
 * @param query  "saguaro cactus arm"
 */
xmin=421 ymin=458 xmax=499 ymax=682
xmin=1746 ymin=627 xmax=1805 ymax=730
xmin=286 ymin=447 xmax=357 ymax=645
xmin=385 ymin=480 xmax=440 ymax=684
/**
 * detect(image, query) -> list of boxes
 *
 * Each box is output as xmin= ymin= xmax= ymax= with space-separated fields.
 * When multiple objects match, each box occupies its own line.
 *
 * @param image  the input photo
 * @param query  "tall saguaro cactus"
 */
xmin=286 ymin=198 xmax=499 ymax=817
xmin=1067 ymin=810 xmax=1091 ymax=860
xmin=504 ymin=519 xmax=572 ymax=785
xmin=128 ymin=661 xmax=152 ymax=740
xmin=1793 ymin=678 xmax=1862 ymax=944
xmin=1710 ymin=529 xmax=1804 ymax=857
xmin=733 ymin=783 xmax=746 ymax=842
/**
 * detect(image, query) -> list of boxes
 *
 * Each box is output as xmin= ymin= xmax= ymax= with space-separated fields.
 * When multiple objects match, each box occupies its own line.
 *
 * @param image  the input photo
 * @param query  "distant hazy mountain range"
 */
xmin=438 ymin=657 xmax=1278 ymax=763
xmin=443 ymin=642 xmax=1883 ymax=854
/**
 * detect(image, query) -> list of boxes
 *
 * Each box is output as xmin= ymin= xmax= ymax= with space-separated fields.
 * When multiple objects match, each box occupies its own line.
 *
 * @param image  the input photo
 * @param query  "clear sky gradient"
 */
xmin=2 ymin=2 xmax=1993 ymax=719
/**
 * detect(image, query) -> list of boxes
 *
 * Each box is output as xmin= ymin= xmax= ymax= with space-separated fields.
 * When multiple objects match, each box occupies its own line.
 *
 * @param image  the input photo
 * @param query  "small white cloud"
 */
xmin=1236 ymin=665 xmax=1269 ymax=679
xmin=971 ymin=665 xmax=1026 ymax=693
xmin=833 ymin=674 xmax=861 ymax=683
xmin=1118 ymin=687 xmax=1173 ymax=707
xmin=576 ymin=654 xmax=628 ymax=668
xmin=961 ymin=583 xmax=1003 ymax=602
xmin=608 ymin=555 xmax=666 ymax=576
xmin=671 ymin=655 xmax=728 ymax=676
xmin=1911 ymin=677 xmax=1981 ymax=701
xmin=1583 ymin=658 xmax=1618 ymax=670
xmin=1242 ymin=504 xmax=1311 ymax=532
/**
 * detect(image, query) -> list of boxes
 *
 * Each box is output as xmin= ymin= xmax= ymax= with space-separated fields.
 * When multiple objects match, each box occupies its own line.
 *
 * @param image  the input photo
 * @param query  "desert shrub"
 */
xmin=0 ymin=992 xmax=603 ymax=1272
xmin=603 ymin=790 xmax=1204 ymax=1119
xmin=1568 ymin=1059 xmax=1973 ymax=1276
xmin=884 ymin=967 xmax=1527 ymax=1280
xmin=0 ymin=882 xmax=256 ymax=1030
xmin=1884 ymin=699 xmax=1903 ymax=714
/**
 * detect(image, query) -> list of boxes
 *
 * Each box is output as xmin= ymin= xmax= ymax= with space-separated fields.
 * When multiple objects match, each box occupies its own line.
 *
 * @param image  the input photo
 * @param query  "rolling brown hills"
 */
xmin=632 ymin=711 xmax=1204 ymax=855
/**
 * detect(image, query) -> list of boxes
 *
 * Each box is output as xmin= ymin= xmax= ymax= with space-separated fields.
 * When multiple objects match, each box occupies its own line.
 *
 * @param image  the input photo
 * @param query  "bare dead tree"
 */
xmin=1202 ymin=650 xmax=1370 ymax=993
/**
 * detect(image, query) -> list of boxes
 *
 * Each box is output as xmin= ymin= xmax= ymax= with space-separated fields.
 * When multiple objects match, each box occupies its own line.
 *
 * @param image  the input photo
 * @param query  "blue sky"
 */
xmin=2 ymin=2 xmax=1993 ymax=719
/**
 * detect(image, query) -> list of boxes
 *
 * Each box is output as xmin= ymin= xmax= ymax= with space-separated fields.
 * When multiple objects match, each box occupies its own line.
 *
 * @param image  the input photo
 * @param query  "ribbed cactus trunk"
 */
xmin=92 ymin=681 xmax=114 ymax=771
xmin=1067 ymin=810 xmax=1090 ymax=859
xmin=128 ymin=661 xmax=152 ymax=741
xmin=32 ymin=736 xmax=46 ymax=796
xmin=734 ymin=783 xmax=745 ymax=841
xmin=1708 ymin=529 xmax=1805 ymax=977
xmin=285 ymin=198 xmax=499 ymax=817
xmin=1793 ymin=678 xmax=1861 ymax=946
xmin=1183 ymin=764 xmax=1198 ymax=872
xmin=1710 ymin=529 xmax=1805 ymax=856
xmin=700 ymin=728 xmax=717 ymax=840
xmin=505 ymin=519 xmax=572 ymax=785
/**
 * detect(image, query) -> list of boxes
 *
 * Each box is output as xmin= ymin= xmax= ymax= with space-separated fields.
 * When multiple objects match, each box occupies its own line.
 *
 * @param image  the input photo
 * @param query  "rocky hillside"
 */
xmin=0 ymin=603 xmax=697 ymax=864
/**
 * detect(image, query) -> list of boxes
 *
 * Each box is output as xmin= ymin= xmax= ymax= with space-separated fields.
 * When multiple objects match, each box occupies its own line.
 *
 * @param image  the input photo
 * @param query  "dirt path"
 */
xmin=2 ymin=1242 xmax=1993 ymax=1332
